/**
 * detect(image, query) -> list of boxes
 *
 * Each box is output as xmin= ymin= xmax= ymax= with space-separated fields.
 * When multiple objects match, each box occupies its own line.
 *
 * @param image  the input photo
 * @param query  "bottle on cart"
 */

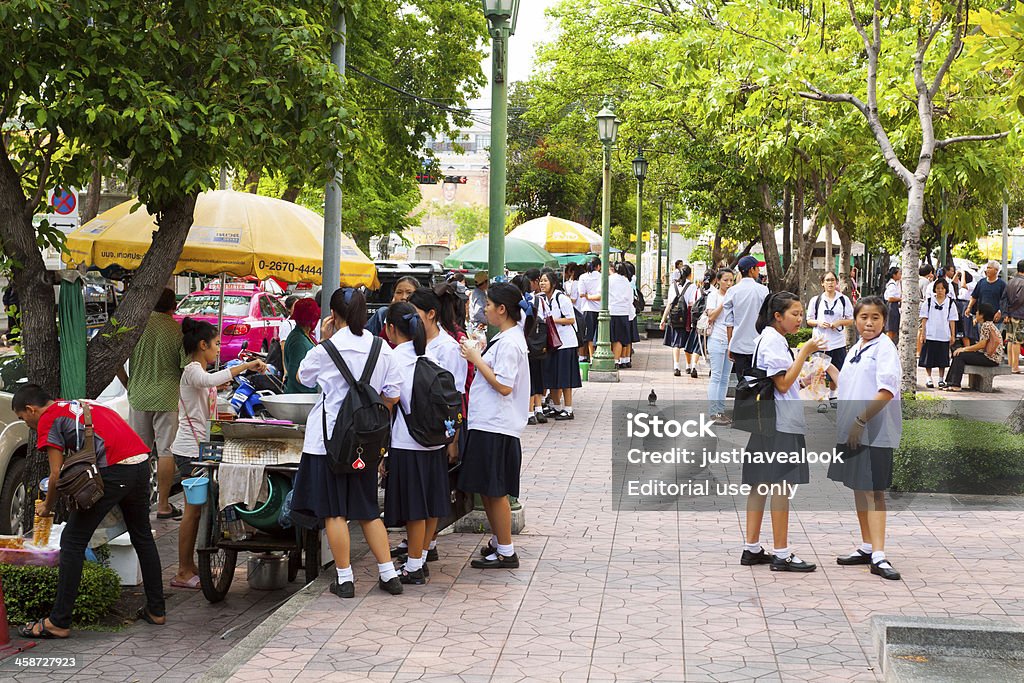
xmin=33 ymin=477 xmax=54 ymax=547
xmin=223 ymin=506 xmax=250 ymax=541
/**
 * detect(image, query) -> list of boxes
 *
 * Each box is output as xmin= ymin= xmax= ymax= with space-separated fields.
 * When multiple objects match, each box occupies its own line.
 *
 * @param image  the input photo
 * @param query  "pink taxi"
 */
xmin=174 ymin=284 xmax=289 ymax=362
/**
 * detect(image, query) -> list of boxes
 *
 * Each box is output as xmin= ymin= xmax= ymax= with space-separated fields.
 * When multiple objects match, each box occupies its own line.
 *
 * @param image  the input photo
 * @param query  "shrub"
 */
xmin=900 ymin=393 xmax=950 ymax=419
xmin=0 ymin=561 xmax=121 ymax=626
xmin=893 ymin=418 xmax=1024 ymax=493
xmin=785 ymin=327 xmax=813 ymax=348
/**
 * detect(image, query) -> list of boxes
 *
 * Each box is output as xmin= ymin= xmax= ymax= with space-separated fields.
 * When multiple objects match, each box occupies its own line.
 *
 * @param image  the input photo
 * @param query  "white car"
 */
xmin=0 ymin=353 xmax=130 ymax=534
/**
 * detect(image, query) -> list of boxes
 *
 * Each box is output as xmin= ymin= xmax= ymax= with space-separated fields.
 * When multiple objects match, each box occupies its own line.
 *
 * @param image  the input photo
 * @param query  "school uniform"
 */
xmin=529 ymin=293 xmax=548 ymax=395
xmin=383 ymin=341 xmax=452 ymax=528
xmin=807 ymin=292 xmax=852 ymax=369
xmin=663 ymin=281 xmax=697 ymax=349
xmin=918 ymin=295 xmax=958 ymax=370
xmin=577 ymin=271 xmax=601 ymax=344
xmin=828 ymin=335 xmax=902 ymax=491
xmin=609 ymin=273 xmax=635 ymax=346
xmin=745 ymin=325 xmax=806 ymax=485
xmin=960 ymin=281 xmax=978 ymax=342
xmin=458 ymin=325 xmax=529 ymax=498
xmin=628 ymin=276 xmax=642 ymax=343
xmin=291 ymin=328 xmax=400 ymax=524
xmin=884 ymin=279 xmax=902 ymax=333
xmin=743 ymin=327 xmax=809 ymax=486
xmin=543 ymin=290 xmax=582 ymax=390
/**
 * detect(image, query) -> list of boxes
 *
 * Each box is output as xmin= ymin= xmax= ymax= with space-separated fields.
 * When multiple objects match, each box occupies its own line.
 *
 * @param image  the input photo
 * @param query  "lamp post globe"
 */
xmin=632 ymin=148 xmax=648 ymax=295
xmin=591 ymin=101 xmax=620 ymax=381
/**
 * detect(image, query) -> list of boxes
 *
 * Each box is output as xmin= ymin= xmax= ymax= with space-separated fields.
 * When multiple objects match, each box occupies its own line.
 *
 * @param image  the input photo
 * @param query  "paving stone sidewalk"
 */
xmin=5 ymin=336 xmax=1024 ymax=682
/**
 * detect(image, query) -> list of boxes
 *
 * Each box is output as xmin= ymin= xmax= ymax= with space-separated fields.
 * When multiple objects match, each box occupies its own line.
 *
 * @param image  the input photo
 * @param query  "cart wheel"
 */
xmin=198 ymin=547 xmax=237 ymax=603
xmin=303 ymin=528 xmax=322 ymax=584
xmin=288 ymin=548 xmax=301 ymax=583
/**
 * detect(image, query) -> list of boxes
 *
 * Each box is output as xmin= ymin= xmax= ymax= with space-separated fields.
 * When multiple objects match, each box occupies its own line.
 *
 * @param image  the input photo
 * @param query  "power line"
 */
xmin=348 ymin=65 xmax=473 ymax=117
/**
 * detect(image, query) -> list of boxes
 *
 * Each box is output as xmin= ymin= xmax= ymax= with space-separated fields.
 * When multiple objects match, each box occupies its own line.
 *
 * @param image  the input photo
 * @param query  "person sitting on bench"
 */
xmin=944 ymin=304 xmax=1003 ymax=392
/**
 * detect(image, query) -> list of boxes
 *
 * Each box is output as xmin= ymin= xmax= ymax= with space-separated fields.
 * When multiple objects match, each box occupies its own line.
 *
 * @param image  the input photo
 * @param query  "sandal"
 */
xmin=135 ymin=606 xmax=165 ymax=625
xmin=19 ymin=617 xmax=68 ymax=639
xmin=170 ymin=575 xmax=201 ymax=589
xmin=156 ymin=504 xmax=182 ymax=520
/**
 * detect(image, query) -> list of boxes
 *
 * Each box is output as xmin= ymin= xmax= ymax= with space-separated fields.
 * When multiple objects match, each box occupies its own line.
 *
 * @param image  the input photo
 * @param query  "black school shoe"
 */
xmin=399 ymin=567 xmax=427 ymax=585
xmin=471 ymin=553 xmax=520 ymax=569
xmin=390 ymin=542 xmax=409 ymax=558
xmin=378 ymin=577 xmax=404 ymax=595
xmin=527 ymin=415 xmax=538 ymax=426
xmin=690 ymin=367 xmax=698 ymax=379
xmin=836 ymin=549 xmax=872 ymax=566
xmin=394 ymin=547 xmax=439 ymax=564
xmin=480 ymin=542 xmax=497 ymax=557
xmin=330 ymin=581 xmax=355 ymax=599
xmin=535 ymin=412 xmax=548 ymax=424
xmin=740 ymin=548 xmax=773 ymax=566
xmin=554 ymin=410 xmax=574 ymax=421
xmin=871 ymin=560 xmax=902 ymax=581
xmin=770 ymin=554 xmax=817 ymax=572
xmin=674 ymin=369 xmax=682 ymax=377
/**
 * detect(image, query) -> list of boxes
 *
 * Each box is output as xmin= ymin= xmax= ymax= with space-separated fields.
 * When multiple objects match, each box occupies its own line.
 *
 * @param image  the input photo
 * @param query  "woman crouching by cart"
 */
xmin=291 ymin=288 xmax=405 ymax=598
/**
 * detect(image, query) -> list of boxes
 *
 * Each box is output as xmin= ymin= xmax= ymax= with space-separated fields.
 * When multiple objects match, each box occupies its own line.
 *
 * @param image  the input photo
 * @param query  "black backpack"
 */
xmin=322 ymin=337 xmax=391 ymax=474
xmin=399 ymin=356 xmax=464 ymax=448
xmin=668 ymin=282 xmax=692 ymax=330
xmin=525 ymin=296 xmax=548 ymax=359
xmin=690 ymin=289 xmax=707 ymax=327
xmin=732 ymin=338 xmax=789 ymax=433
xmin=634 ymin=287 xmax=646 ymax=316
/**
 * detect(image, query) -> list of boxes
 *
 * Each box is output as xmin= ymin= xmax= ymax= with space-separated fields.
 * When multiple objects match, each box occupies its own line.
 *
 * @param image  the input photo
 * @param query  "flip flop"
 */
xmin=19 ymin=617 xmax=68 ymax=639
xmin=135 ymin=606 xmax=165 ymax=625
xmin=170 ymin=575 xmax=201 ymax=589
xmin=156 ymin=504 xmax=182 ymax=520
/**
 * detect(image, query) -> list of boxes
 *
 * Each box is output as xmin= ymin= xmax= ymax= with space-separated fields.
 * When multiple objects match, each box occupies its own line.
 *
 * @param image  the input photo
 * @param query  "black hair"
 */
xmin=155 ymin=288 xmax=177 ymax=313
xmin=614 ymin=262 xmax=629 ymax=277
xmin=511 ymin=274 xmax=530 ymax=296
xmin=674 ymin=260 xmax=684 ymax=269
xmin=944 ymin=264 xmax=956 ymax=276
xmin=717 ymin=268 xmax=735 ymax=282
xmin=488 ymin=282 xmax=533 ymax=329
xmin=541 ymin=270 xmax=562 ymax=293
xmin=932 ymin=278 xmax=949 ymax=295
xmin=919 ymin=263 xmax=934 ymax=277
xmin=755 ymin=291 xmax=801 ymax=333
xmin=563 ymin=263 xmax=577 ymax=280
xmin=853 ymin=295 xmax=887 ymax=321
xmin=12 ymin=384 xmax=51 ymax=413
xmin=330 ymin=287 xmax=368 ymax=335
xmin=963 ymin=271 xmax=974 ymax=285
xmin=976 ymin=303 xmax=997 ymax=322
xmin=314 ymin=289 xmax=323 ymax=308
xmin=182 ymin=317 xmax=219 ymax=354
xmin=386 ymin=301 xmax=427 ymax=356
xmin=451 ymin=272 xmax=466 ymax=283
xmin=1016 ymin=259 xmax=1024 ymax=273
xmin=284 ymin=295 xmax=300 ymax=311
xmin=395 ymin=276 xmax=420 ymax=291
xmin=588 ymin=257 xmax=601 ymax=272
xmin=523 ymin=269 xmax=541 ymax=287
xmin=623 ymin=261 xmax=636 ymax=279
xmin=410 ymin=285 xmax=459 ymax=338
xmin=678 ymin=264 xmax=692 ymax=282
xmin=887 ymin=266 xmax=900 ymax=280
xmin=820 ymin=271 xmax=839 ymax=283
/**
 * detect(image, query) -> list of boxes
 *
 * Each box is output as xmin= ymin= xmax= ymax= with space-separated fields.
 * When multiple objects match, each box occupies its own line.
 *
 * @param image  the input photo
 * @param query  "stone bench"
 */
xmin=965 ymin=364 xmax=1011 ymax=393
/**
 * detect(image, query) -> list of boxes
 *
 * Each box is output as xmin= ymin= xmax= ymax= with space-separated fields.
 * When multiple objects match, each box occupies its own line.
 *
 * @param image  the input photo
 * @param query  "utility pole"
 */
xmin=322 ymin=7 xmax=347 ymax=298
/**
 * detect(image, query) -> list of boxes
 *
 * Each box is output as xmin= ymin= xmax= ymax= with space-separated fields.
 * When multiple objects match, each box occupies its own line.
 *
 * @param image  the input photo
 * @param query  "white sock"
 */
xmin=336 ymin=566 xmax=354 ymax=584
xmin=673 ymin=363 xmax=679 ymax=370
xmin=421 ymin=550 xmax=429 ymax=563
xmin=428 ymin=540 xmax=437 ymax=550
xmin=378 ymin=561 xmax=399 ymax=582
xmin=871 ymin=550 xmax=887 ymax=565
xmin=534 ymin=406 xmax=543 ymax=414
xmin=565 ymin=406 xmax=573 ymax=414
xmin=858 ymin=543 xmax=873 ymax=554
xmin=396 ymin=539 xmax=408 ymax=550
xmin=405 ymin=556 xmax=423 ymax=572
xmin=774 ymin=546 xmax=790 ymax=560
xmin=497 ymin=542 xmax=515 ymax=558
xmin=744 ymin=542 xmax=762 ymax=553
xmin=490 ymin=534 xmax=498 ymax=548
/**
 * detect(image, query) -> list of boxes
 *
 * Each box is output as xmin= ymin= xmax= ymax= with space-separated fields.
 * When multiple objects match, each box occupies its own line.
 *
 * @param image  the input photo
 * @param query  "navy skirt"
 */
xmin=543 ymin=346 xmax=582 ymax=390
xmin=529 ymin=357 xmax=546 ymax=395
xmin=828 ymin=444 xmax=893 ymax=491
xmin=291 ymin=452 xmax=380 ymax=525
xmin=581 ymin=311 xmax=599 ymax=343
xmin=610 ymin=315 xmax=633 ymax=345
xmin=918 ymin=339 xmax=951 ymax=369
xmin=383 ymin=447 xmax=451 ymax=527
xmin=742 ymin=431 xmax=810 ymax=486
xmin=886 ymin=302 xmax=901 ymax=333
xmin=631 ymin=318 xmax=641 ymax=343
xmin=684 ymin=328 xmax=702 ymax=354
xmin=458 ymin=430 xmax=522 ymax=498
xmin=663 ymin=324 xmax=690 ymax=348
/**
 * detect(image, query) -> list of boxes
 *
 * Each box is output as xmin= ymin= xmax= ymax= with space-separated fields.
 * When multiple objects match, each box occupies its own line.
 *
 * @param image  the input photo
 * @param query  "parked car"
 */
xmin=367 ymin=261 xmax=447 ymax=311
xmin=0 ymin=353 xmax=130 ymax=535
xmin=174 ymin=282 xmax=288 ymax=363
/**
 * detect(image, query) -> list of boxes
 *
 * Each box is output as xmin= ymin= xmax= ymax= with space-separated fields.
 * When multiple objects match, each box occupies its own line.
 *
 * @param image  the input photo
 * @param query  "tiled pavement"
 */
xmin=5 ymin=337 xmax=1024 ymax=682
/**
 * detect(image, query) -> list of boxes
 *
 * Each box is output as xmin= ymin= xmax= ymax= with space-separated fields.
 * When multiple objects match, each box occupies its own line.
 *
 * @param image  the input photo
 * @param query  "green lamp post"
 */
xmin=481 ymin=0 xmax=520 ymax=283
xmin=632 ymin=147 xmax=648 ymax=294
xmin=590 ymin=100 xmax=620 ymax=381
xmin=652 ymin=197 xmax=664 ymax=311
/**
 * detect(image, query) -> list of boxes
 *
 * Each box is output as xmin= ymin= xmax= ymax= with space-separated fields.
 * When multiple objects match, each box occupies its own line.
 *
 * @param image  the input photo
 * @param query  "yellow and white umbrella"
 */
xmin=64 ymin=190 xmax=378 ymax=288
xmin=507 ymin=215 xmax=602 ymax=254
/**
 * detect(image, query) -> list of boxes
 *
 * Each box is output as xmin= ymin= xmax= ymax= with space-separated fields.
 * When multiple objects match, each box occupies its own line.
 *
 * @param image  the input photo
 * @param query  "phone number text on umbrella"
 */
xmin=258 ymin=260 xmax=322 ymax=277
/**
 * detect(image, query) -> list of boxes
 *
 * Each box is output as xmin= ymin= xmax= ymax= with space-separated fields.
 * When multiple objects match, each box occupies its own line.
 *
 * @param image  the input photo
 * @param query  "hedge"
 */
xmin=893 ymin=418 xmax=1024 ymax=494
xmin=0 ymin=561 xmax=121 ymax=626
xmin=786 ymin=327 xmax=813 ymax=348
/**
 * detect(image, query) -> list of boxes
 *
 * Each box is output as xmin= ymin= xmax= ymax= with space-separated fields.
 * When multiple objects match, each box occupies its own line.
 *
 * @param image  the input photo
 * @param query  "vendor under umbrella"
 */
xmin=283 ymin=298 xmax=323 ymax=394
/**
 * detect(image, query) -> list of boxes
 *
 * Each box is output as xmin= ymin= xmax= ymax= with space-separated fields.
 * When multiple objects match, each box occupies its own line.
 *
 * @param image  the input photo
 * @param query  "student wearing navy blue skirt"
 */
xmin=883 ymin=267 xmax=902 ymax=343
xmin=917 ymin=279 xmax=958 ymax=389
xmin=382 ymin=303 xmax=453 ymax=585
xmin=292 ymin=288 xmax=404 ymax=598
xmin=457 ymin=283 xmax=531 ymax=569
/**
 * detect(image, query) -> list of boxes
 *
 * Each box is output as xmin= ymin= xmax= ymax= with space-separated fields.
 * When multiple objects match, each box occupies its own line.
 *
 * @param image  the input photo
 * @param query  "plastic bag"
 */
xmin=799 ymin=352 xmax=832 ymax=401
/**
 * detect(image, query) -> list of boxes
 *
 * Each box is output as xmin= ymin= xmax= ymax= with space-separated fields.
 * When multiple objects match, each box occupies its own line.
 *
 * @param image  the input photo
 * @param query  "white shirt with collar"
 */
xmin=427 ymin=328 xmax=468 ymax=392
xmin=753 ymin=326 xmax=804 ymax=434
xmin=807 ymin=292 xmax=852 ymax=351
xmin=706 ymin=288 xmax=729 ymax=343
xmin=467 ymin=325 xmax=530 ymax=438
xmin=836 ymin=334 xmax=902 ymax=448
xmin=723 ymin=277 xmax=770 ymax=355
xmin=298 ymin=327 xmax=400 ymax=456
xmin=884 ymin=279 xmax=902 ymax=301
xmin=919 ymin=295 xmax=959 ymax=342
xmin=609 ymin=273 xmax=634 ymax=316
xmin=547 ymin=290 xmax=579 ymax=348
xmin=577 ymin=271 xmax=602 ymax=313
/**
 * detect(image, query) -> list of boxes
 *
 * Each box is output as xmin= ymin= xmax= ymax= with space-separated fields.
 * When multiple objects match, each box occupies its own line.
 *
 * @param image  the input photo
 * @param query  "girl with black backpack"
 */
xmin=382 ymin=302 xmax=456 ymax=586
xmin=660 ymin=264 xmax=699 ymax=377
xmin=291 ymin=288 xmax=405 ymax=599
xmin=458 ymin=283 xmax=531 ymax=569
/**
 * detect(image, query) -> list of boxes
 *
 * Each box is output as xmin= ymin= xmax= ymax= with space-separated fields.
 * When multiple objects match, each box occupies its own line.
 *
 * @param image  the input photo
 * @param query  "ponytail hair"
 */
xmin=488 ymin=282 xmax=534 ymax=329
xmin=386 ymin=301 xmax=426 ymax=356
xmin=410 ymin=285 xmax=460 ymax=338
xmin=330 ymin=287 xmax=368 ymax=336
xmin=886 ymin=266 xmax=900 ymax=281
xmin=182 ymin=317 xmax=219 ymax=354
xmin=755 ymin=291 xmax=801 ymax=333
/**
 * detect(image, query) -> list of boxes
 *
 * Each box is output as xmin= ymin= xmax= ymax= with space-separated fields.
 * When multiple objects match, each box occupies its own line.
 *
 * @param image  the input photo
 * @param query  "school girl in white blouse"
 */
xmin=807 ymin=272 xmax=853 ymax=403
xmin=826 ymin=296 xmax=903 ymax=581
xmin=740 ymin=292 xmax=835 ymax=574
xmin=917 ymin=279 xmax=958 ymax=389
xmin=458 ymin=283 xmax=531 ymax=569
xmin=883 ymin=267 xmax=902 ymax=343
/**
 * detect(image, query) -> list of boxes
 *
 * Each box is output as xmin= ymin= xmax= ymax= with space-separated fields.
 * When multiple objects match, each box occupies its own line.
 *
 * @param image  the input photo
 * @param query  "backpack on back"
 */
xmin=322 ymin=337 xmax=391 ymax=474
xmin=668 ymin=282 xmax=692 ymax=330
xmin=400 ymin=356 xmax=464 ymax=448
xmin=526 ymin=296 xmax=548 ymax=359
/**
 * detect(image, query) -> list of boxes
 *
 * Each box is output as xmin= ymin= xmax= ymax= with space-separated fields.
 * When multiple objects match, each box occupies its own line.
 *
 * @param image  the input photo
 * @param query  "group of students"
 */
xmin=564 ymin=258 xmax=642 ymax=369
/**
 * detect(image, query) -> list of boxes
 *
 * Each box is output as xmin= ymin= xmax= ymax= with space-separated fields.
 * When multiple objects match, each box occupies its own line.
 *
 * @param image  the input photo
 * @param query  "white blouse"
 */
xmin=547 ymin=291 xmax=579 ymax=349
xmin=753 ymin=326 xmax=804 ymax=435
xmin=467 ymin=325 xmax=530 ymax=438
xmin=807 ymin=292 xmax=852 ymax=351
xmin=884 ymin=279 xmax=902 ymax=302
xmin=836 ymin=334 xmax=902 ymax=448
xmin=919 ymin=295 xmax=959 ymax=342
xmin=609 ymin=274 xmax=635 ymax=316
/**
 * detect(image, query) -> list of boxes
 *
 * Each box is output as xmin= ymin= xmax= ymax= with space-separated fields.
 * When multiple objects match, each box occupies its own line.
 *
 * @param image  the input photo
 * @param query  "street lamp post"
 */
xmin=632 ymin=147 xmax=648 ymax=296
xmin=653 ymin=197 xmax=664 ymax=310
xmin=481 ymin=0 xmax=520 ymax=284
xmin=663 ymin=198 xmax=674 ymax=303
xmin=590 ymin=100 xmax=620 ymax=381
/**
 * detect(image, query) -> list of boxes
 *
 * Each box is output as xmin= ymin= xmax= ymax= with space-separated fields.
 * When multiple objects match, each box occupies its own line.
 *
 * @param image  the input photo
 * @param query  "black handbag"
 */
xmin=56 ymin=404 xmax=105 ymax=511
xmin=733 ymin=339 xmax=786 ymax=434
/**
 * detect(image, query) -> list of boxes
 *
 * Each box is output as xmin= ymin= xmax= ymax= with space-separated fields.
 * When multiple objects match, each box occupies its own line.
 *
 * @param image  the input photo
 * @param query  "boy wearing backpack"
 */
xmin=383 ymin=302 xmax=464 ymax=585
xmin=292 ymin=288 xmax=405 ymax=599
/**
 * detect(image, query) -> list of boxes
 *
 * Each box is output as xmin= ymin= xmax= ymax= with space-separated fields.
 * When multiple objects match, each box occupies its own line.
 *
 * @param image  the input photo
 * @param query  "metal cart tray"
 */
xmin=215 ymin=420 xmax=305 ymax=440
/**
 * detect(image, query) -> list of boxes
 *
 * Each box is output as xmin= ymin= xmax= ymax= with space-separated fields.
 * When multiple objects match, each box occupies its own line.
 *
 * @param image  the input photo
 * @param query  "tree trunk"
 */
xmin=84 ymin=194 xmax=198 ymax=397
xmin=836 ymin=223 xmax=855 ymax=346
xmin=1008 ymin=397 xmax=1024 ymax=435
xmin=757 ymin=183 xmax=783 ymax=292
xmin=897 ymin=181 xmax=926 ymax=397
xmin=244 ymin=169 xmax=261 ymax=194
xmin=81 ymin=157 xmax=104 ymax=224
xmin=782 ymin=180 xmax=805 ymax=293
xmin=782 ymin=185 xmax=792 ymax=271
xmin=711 ymin=209 xmax=726 ymax=267
xmin=281 ymin=186 xmax=302 ymax=203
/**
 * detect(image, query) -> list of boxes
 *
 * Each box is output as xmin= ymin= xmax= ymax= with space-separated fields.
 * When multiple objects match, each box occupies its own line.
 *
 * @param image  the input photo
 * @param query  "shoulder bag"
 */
xmin=56 ymin=403 xmax=105 ymax=511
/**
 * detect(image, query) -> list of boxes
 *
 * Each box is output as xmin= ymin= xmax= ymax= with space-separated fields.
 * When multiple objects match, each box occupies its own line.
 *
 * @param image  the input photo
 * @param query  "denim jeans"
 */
xmin=50 ymin=461 xmax=165 ymax=629
xmin=707 ymin=336 xmax=733 ymax=416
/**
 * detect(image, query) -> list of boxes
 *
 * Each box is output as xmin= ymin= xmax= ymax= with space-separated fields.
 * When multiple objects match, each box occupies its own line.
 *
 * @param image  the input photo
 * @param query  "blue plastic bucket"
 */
xmin=182 ymin=476 xmax=210 ymax=505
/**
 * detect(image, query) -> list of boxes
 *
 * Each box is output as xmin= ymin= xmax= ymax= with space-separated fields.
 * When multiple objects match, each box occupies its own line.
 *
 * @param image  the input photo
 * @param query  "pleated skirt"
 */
xmin=383 ymin=447 xmax=452 ymax=527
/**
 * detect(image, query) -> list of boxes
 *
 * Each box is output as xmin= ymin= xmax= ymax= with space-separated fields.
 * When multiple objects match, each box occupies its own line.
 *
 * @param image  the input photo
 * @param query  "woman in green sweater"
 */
xmin=283 ymin=298 xmax=321 ymax=393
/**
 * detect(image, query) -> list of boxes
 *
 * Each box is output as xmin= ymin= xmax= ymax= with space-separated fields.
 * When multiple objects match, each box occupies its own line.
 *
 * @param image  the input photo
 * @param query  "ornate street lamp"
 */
xmin=481 ymin=0 xmax=520 ymax=284
xmin=632 ymin=147 xmax=648 ymax=297
xmin=591 ymin=100 xmax=620 ymax=380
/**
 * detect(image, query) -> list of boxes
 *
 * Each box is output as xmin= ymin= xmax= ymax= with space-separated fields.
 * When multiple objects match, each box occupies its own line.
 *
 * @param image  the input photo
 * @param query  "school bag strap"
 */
xmin=323 ymin=336 xmax=382 ymax=388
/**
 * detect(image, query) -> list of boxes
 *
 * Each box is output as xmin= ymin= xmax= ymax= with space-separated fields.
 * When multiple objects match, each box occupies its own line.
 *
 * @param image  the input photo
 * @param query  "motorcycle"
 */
xmin=225 ymin=344 xmax=285 ymax=419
